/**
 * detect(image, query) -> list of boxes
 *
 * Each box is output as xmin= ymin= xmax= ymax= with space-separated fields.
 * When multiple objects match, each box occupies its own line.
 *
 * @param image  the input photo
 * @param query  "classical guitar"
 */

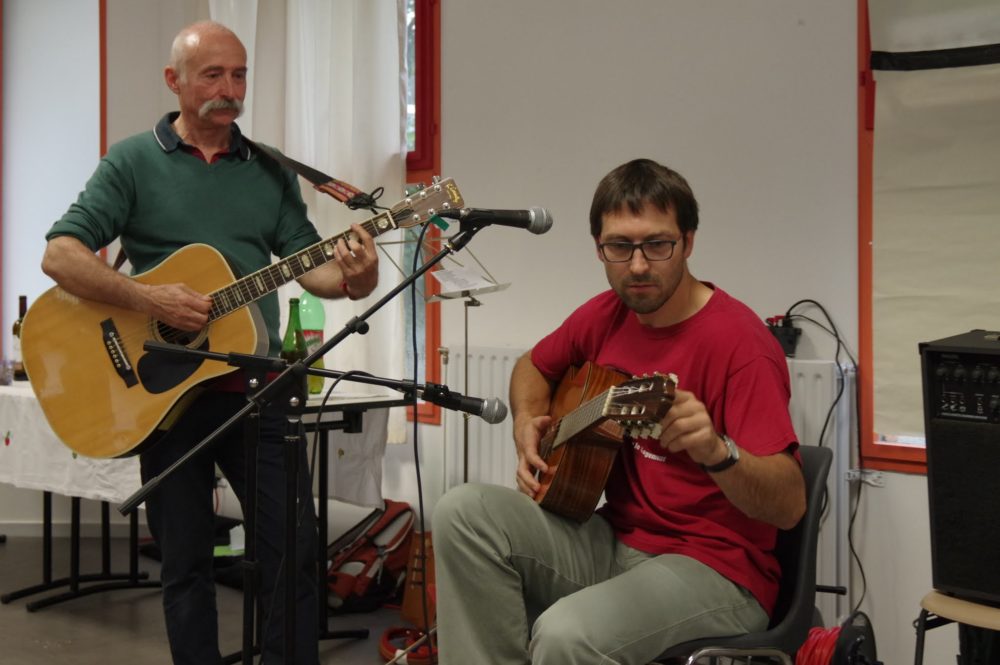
xmin=535 ymin=362 xmax=676 ymax=522
xmin=21 ymin=178 xmax=464 ymax=458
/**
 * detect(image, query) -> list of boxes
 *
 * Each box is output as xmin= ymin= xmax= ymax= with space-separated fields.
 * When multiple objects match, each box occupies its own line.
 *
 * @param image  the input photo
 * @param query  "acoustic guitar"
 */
xmin=21 ymin=179 xmax=464 ymax=458
xmin=535 ymin=362 xmax=676 ymax=522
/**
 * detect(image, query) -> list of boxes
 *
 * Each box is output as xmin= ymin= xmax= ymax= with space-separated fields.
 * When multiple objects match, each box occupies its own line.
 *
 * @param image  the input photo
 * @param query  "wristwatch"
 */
xmin=701 ymin=435 xmax=740 ymax=473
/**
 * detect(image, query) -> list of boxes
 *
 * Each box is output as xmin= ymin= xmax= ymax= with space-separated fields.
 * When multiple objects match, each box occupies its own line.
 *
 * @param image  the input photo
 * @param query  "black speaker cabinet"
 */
xmin=920 ymin=330 xmax=1000 ymax=606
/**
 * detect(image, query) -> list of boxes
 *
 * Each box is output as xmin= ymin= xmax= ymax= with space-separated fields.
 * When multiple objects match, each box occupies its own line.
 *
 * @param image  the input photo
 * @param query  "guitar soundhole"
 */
xmin=138 ymin=321 xmax=212 ymax=394
xmin=151 ymin=320 xmax=208 ymax=348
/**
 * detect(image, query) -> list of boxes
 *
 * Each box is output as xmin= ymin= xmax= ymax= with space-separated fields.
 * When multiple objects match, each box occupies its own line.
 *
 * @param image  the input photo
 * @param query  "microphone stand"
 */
xmin=463 ymin=295 xmax=481 ymax=481
xmin=118 ymin=218 xmax=489 ymax=664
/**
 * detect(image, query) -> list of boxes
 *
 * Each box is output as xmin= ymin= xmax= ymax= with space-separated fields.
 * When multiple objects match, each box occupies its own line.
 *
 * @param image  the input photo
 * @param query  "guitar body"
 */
xmin=19 ymin=179 xmax=464 ymax=459
xmin=535 ymin=362 xmax=629 ymax=522
xmin=21 ymin=244 xmax=263 ymax=458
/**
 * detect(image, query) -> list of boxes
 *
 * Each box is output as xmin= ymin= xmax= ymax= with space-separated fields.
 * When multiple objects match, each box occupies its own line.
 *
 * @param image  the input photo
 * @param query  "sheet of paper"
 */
xmin=430 ymin=266 xmax=496 ymax=293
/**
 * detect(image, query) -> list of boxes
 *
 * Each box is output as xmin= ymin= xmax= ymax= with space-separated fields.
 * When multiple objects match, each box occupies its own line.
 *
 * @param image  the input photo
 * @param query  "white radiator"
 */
xmin=788 ymin=358 xmax=855 ymax=625
xmin=441 ymin=349 xmax=854 ymax=624
xmin=441 ymin=346 xmax=526 ymax=491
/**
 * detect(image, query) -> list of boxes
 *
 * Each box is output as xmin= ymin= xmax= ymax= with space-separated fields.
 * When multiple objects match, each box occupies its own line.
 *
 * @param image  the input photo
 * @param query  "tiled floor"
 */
xmin=0 ymin=535 xmax=413 ymax=664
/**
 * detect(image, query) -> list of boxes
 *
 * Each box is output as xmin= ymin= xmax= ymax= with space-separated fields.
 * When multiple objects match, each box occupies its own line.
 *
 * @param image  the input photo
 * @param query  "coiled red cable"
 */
xmin=378 ymin=626 xmax=437 ymax=665
xmin=796 ymin=625 xmax=840 ymax=665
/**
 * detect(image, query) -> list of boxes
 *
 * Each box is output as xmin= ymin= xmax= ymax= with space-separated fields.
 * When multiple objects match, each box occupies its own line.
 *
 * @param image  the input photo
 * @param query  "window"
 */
xmin=405 ymin=0 xmax=439 ymax=179
xmin=859 ymin=0 xmax=1000 ymax=473
xmin=404 ymin=0 xmax=442 ymax=424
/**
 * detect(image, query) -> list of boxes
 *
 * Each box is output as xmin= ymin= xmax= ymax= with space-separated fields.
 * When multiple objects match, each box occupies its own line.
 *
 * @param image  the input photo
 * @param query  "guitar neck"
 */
xmin=206 ymin=211 xmax=395 ymax=322
xmin=552 ymin=388 xmax=614 ymax=449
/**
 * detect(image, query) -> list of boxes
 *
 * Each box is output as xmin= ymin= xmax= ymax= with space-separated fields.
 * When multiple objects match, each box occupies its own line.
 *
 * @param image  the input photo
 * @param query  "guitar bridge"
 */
xmin=101 ymin=318 xmax=139 ymax=387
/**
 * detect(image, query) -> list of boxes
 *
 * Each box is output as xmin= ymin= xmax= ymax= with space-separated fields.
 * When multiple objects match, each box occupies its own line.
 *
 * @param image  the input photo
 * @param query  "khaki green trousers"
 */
xmin=432 ymin=483 xmax=768 ymax=665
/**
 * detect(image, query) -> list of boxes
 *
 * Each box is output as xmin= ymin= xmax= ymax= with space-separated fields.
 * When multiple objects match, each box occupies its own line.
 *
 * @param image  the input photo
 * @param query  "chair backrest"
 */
xmin=768 ymin=445 xmax=833 ymax=638
xmin=655 ymin=445 xmax=834 ymax=663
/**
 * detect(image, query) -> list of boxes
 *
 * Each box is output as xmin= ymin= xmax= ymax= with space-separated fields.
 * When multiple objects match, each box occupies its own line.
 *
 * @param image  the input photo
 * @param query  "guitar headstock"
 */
xmin=606 ymin=372 xmax=678 ymax=440
xmin=390 ymin=178 xmax=464 ymax=229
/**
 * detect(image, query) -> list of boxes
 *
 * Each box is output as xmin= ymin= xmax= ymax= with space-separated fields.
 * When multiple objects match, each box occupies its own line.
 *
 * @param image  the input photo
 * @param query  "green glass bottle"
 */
xmin=298 ymin=291 xmax=327 ymax=394
xmin=280 ymin=298 xmax=308 ymax=368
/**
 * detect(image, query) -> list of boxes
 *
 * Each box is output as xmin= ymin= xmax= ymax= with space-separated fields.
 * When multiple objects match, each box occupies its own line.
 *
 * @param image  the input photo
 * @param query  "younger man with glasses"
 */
xmin=432 ymin=158 xmax=805 ymax=665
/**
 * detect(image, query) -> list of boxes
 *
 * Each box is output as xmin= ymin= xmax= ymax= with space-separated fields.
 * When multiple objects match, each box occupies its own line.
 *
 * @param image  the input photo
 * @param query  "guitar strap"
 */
xmin=108 ymin=140 xmax=379 ymax=271
xmin=245 ymin=139 xmax=381 ymax=212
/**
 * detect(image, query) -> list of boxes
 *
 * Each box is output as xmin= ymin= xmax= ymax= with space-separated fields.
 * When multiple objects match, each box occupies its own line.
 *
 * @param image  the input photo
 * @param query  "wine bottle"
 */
xmin=280 ymin=297 xmax=308 ymax=372
xmin=12 ymin=295 xmax=28 ymax=381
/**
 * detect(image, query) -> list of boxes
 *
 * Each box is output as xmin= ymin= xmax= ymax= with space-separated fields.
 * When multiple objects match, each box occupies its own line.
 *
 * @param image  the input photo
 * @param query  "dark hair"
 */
xmin=589 ymin=158 xmax=699 ymax=238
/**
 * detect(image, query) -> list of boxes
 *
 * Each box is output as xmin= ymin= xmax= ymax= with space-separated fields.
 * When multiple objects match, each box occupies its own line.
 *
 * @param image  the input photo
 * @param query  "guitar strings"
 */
xmin=552 ymin=380 xmax=674 ymax=448
xmin=119 ymin=205 xmax=420 ymax=352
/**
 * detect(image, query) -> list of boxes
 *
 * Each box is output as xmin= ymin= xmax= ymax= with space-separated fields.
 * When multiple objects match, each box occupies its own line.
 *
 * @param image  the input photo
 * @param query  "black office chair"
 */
xmin=651 ymin=444 xmax=834 ymax=665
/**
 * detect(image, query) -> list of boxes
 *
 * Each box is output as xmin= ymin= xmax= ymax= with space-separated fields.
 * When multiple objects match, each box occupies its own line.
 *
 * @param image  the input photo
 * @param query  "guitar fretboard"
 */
xmin=206 ymin=211 xmax=394 ymax=321
xmin=552 ymin=388 xmax=615 ymax=449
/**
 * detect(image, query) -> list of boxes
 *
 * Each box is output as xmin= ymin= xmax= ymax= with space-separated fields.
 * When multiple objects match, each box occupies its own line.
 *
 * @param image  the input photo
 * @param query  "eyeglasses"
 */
xmin=598 ymin=239 xmax=678 ymax=263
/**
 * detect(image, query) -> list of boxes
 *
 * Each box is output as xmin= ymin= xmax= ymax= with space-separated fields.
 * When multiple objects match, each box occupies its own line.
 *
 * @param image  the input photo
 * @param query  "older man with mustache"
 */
xmin=41 ymin=21 xmax=376 ymax=665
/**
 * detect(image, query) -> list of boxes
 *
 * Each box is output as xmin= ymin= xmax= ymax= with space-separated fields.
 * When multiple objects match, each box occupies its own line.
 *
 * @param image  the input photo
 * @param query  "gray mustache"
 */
xmin=199 ymin=98 xmax=244 ymax=117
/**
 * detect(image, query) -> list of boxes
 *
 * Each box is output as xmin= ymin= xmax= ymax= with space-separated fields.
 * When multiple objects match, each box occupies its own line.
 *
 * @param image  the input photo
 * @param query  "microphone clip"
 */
xmin=421 ymin=382 xmax=457 ymax=407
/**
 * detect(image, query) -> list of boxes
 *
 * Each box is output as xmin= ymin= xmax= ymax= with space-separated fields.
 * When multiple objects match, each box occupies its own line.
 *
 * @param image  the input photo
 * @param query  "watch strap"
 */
xmin=701 ymin=435 xmax=739 ymax=473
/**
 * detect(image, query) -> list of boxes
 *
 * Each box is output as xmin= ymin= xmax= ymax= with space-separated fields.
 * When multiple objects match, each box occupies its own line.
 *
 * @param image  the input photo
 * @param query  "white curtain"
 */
xmin=209 ymin=0 xmax=409 ymax=443
xmin=870 ymin=2 xmax=1000 ymax=439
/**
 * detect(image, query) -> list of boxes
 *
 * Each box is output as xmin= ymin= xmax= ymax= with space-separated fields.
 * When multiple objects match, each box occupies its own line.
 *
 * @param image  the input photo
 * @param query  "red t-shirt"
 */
xmin=531 ymin=284 xmax=798 ymax=615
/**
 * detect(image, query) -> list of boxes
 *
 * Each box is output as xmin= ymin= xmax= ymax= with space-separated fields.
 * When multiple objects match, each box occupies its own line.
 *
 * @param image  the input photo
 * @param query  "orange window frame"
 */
xmin=405 ymin=0 xmax=443 ymax=425
xmin=857 ymin=0 xmax=927 ymax=473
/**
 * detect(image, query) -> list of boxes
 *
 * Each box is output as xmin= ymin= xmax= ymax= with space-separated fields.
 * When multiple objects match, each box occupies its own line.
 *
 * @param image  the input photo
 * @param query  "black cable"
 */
xmin=785 ymin=313 xmax=848 ymax=449
xmin=784 ymin=299 xmax=868 ymax=615
xmin=783 ymin=312 xmax=844 ymax=529
xmin=408 ymin=221 xmax=435 ymax=643
xmin=345 ymin=186 xmax=386 ymax=214
xmin=261 ymin=369 xmax=373 ymax=661
xmin=849 ymin=481 xmax=869 ymax=615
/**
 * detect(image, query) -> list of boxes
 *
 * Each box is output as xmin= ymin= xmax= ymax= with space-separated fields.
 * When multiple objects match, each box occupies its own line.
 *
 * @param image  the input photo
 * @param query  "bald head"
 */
xmin=164 ymin=21 xmax=248 ymax=131
xmin=168 ymin=21 xmax=245 ymax=83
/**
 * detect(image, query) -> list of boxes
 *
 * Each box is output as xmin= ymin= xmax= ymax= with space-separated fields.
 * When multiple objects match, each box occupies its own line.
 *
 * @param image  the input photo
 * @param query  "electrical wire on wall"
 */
xmin=782 ymin=299 xmax=868 ymax=615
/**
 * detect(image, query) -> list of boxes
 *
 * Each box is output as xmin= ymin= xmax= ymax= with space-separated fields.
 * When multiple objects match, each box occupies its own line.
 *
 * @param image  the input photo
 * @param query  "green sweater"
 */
xmin=47 ymin=114 xmax=322 ymax=355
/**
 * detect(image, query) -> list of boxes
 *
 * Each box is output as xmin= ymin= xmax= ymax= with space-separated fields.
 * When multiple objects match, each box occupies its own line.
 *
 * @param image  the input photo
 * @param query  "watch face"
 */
xmin=724 ymin=435 xmax=740 ymax=460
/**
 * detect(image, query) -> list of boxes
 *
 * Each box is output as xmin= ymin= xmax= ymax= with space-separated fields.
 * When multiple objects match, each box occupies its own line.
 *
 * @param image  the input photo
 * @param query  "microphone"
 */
xmin=420 ymin=383 xmax=509 ymax=424
xmin=437 ymin=207 xmax=553 ymax=235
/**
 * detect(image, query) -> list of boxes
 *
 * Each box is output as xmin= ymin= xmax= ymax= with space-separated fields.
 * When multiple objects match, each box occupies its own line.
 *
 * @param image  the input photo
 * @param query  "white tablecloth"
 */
xmin=0 ymin=382 xmax=396 ymax=507
xmin=0 ymin=382 xmax=141 ymax=503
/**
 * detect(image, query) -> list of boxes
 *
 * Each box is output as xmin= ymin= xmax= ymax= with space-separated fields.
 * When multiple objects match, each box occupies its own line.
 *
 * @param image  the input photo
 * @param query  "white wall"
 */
xmin=0 ymin=2 xmax=950 ymax=663
xmin=0 ymin=0 xmax=103 ymax=533
xmin=436 ymin=1 xmax=858 ymax=358
xmin=2 ymin=0 xmax=100 ymax=354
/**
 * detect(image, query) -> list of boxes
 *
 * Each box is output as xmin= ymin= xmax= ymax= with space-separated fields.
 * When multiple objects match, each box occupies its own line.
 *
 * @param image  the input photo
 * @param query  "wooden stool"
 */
xmin=913 ymin=590 xmax=1000 ymax=664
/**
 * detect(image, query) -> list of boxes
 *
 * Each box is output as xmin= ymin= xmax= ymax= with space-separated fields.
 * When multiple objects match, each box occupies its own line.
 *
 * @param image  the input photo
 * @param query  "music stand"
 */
xmin=375 ymin=231 xmax=509 ymax=487
xmin=428 ymin=265 xmax=509 ymax=486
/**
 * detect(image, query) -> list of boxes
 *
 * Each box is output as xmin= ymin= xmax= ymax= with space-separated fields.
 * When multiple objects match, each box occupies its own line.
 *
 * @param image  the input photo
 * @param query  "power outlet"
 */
xmin=766 ymin=317 xmax=801 ymax=357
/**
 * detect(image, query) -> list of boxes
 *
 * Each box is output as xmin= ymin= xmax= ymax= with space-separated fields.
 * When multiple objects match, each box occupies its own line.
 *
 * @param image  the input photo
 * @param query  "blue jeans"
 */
xmin=140 ymin=390 xmax=318 ymax=665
